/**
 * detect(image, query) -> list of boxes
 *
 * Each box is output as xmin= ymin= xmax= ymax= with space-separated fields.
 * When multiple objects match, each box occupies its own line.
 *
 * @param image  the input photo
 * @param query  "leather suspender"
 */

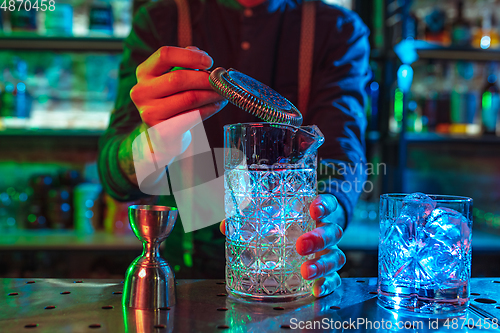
xmin=173 ymin=0 xmax=194 ymax=267
xmin=174 ymin=0 xmax=193 ymax=47
xmin=174 ymin=0 xmax=315 ymax=115
xmin=298 ymin=1 xmax=316 ymax=115
xmin=172 ymin=0 xmax=315 ymax=268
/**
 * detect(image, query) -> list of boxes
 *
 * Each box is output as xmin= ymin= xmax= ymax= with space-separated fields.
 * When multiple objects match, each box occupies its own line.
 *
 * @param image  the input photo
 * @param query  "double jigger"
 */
xmin=123 ymin=205 xmax=178 ymax=309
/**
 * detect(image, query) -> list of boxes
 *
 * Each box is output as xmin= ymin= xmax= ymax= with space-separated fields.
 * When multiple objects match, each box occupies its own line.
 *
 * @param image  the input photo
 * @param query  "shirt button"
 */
xmin=241 ymin=41 xmax=251 ymax=50
xmin=244 ymin=8 xmax=253 ymax=17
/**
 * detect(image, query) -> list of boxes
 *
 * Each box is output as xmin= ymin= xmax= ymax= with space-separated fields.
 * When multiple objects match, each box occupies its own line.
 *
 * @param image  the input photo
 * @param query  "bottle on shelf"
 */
xmin=480 ymin=66 xmax=500 ymax=136
xmin=111 ymin=0 xmax=132 ymax=37
xmin=421 ymin=64 xmax=439 ymax=132
xmin=0 ymin=187 xmax=23 ymax=232
xmin=365 ymin=69 xmax=380 ymax=133
xmin=451 ymin=0 xmax=471 ymax=47
xmin=405 ymin=99 xmax=422 ymax=133
xmin=10 ymin=8 xmax=37 ymax=33
xmin=435 ymin=63 xmax=452 ymax=133
xmin=0 ymin=82 xmax=15 ymax=118
xmin=88 ymin=0 xmax=114 ymax=36
xmin=0 ymin=59 xmax=33 ymax=120
xmin=450 ymin=63 xmax=466 ymax=125
xmin=406 ymin=12 xmax=420 ymax=40
xmin=74 ymin=183 xmax=102 ymax=234
xmin=26 ymin=175 xmax=54 ymax=230
xmin=44 ymin=0 xmax=73 ymax=36
xmin=424 ymin=7 xmax=451 ymax=45
xmin=14 ymin=59 xmax=32 ymax=119
xmin=449 ymin=61 xmax=481 ymax=135
xmin=472 ymin=7 xmax=500 ymax=49
xmin=46 ymin=170 xmax=82 ymax=229
xmin=389 ymin=81 xmax=402 ymax=134
xmin=408 ymin=65 xmax=429 ymax=133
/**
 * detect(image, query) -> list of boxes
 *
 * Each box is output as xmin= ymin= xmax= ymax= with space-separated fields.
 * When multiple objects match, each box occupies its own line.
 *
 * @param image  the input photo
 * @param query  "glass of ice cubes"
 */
xmin=378 ymin=193 xmax=473 ymax=316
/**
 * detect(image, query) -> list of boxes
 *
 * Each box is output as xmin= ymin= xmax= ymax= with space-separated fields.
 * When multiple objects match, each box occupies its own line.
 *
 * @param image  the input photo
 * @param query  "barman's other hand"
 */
xmin=219 ymin=194 xmax=345 ymax=298
xmin=297 ymin=194 xmax=345 ymax=297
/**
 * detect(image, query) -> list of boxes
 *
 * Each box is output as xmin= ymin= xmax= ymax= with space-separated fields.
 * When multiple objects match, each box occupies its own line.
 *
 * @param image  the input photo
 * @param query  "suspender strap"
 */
xmin=175 ymin=0 xmax=314 ymax=115
xmin=174 ymin=0 xmax=193 ymax=47
xmin=298 ymin=0 xmax=316 ymax=115
xmin=174 ymin=0 xmax=194 ymax=269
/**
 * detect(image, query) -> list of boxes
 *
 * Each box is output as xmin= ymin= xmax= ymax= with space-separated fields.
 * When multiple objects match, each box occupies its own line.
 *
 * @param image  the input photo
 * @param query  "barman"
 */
xmin=98 ymin=0 xmax=370 ymax=298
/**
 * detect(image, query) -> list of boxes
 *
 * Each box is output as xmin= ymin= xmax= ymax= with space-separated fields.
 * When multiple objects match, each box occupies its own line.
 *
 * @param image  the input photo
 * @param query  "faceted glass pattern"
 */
xmin=225 ymin=167 xmax=315 ymax=301
xmin=378 ymin=193 xmax=473 ymax=315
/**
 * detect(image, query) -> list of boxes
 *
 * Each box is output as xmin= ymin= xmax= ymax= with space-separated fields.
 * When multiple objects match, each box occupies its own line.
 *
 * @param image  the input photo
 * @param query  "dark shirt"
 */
xmin=98 ymin=0 xmax=370 ymax=278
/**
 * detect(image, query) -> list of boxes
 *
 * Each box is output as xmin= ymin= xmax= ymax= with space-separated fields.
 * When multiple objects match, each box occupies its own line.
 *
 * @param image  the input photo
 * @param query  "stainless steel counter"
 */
xmin=1 ymin=278 xmax=500 ymax=332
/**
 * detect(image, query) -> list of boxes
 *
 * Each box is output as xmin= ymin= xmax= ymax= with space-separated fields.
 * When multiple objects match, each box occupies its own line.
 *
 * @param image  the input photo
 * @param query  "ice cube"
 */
xmin=418 ymin=237 xmax=459 ymax=284
xmin=418 ymin=207 xmax=471 ymax=284
xmin=394 ymin=214 xmax=416 ymax=242
xmin=425 ymin=207 xmax=471 ymax=248
xmin=401 ymin=192 xmax=437 ymax=225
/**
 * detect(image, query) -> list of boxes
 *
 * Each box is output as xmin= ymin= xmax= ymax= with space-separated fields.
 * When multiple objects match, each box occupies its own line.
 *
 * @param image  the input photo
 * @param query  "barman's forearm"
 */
xmin=98 ymin=123 xmax=147 ymax=202
xmin=117 ymin=123 xmax=150 ymax=186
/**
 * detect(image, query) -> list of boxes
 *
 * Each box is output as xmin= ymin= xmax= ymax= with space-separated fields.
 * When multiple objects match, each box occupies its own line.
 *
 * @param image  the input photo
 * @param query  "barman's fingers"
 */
xmin=136 ymin=46 xmax=213 ymax=79
xmin=131 ymin=70 xmax=216 ymax=101
xmin=296 ymin=221 xmax=343 ymax=256
xmin=312 ymin=272 xmax=342 ymax=298
xmin=309 ymin=195 xmax=338 ymax=222
xmin=220 ymin=219 xmax=226 ymax=235
xmin=130 ymin=45 xmax=227 ymax=128
xmin=139 ymin=91 xmax=227 ymax=127
xmin=300 ymin=246 xmax=346 ymax=280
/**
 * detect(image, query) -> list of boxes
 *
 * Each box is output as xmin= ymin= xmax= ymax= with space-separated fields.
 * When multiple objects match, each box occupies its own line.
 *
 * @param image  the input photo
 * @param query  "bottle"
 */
xmin=451 ymin=1 xmax=471 ymax=46
xmin=368 ymin=80 xmax=379 ymax=132
xmin=424 ymin=8 xmax=451 ymax=45
xmin=421 ymin=64 xmax=439 ymax=132
xmin=406 ymin=12 xmax=420 ymax=40
xmin=14 ymin=59 xmax=32 ymax=118
xmin=480 ymin=70 xmax=500 ymax=135
xmin=111 ymin=0 xmax=132 ymax=37
xmin=0 ymin=83 xmax=15 ymax=117
xmin=365 ymin=69 xmax=380 ymax=132
xmin=472 ymin=8 xmax=500 ymax=49
xmin=44 ymin=0 xmax=73 ymax=36
xmin=450 ymin=63 xmax=468 ymax=126
xmin=10 ymin=8 xmax=37 ymax=32
xmin=88 ymin=0 xmax=114 ymax=36
xmin=435 ymin=63 xmax=452 ymax=133
xmin=46 ymin=170 xmax=81 ymax=229
xmin=406 ymin=99 xmax=420 ymax=133
xmin=389 ymin=82 xmax=403 ymax=134
xmin=26 ymin=175 xmax=55 ymax=229
xmin=74 ymin=183 xmax=102 ymax=234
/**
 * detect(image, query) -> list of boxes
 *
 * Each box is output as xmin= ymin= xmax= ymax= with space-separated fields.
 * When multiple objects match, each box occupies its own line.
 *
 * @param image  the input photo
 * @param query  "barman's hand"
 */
xmin=219 ymin=193 xmax=345 ymax=298
xmin=296 ymin=194 xmax=346 ymax=297
xmin=119 ymin=46 xmax=228 ymax=186
xmin=130 ymin=45 xmax=227 ymax=128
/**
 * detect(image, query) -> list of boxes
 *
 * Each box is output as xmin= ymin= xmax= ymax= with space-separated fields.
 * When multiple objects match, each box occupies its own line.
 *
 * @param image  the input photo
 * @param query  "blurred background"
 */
xmin=0 ymin=0 xmax=499 ymax=279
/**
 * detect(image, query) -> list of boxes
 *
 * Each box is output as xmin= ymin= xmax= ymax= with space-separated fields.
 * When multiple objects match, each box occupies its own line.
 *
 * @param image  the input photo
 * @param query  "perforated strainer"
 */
xmin=209 ymin=67 xmax=303 ymax=126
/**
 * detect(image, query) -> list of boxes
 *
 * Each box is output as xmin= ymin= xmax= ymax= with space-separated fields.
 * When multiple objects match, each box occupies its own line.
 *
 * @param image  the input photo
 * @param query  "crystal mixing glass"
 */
xmin=224 ymin=123 xmax=324 ymax=301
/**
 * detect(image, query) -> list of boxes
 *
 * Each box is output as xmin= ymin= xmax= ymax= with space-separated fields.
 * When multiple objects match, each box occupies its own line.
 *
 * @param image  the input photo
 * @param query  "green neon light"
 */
xmin=394 ymin=88 xmax=403 ymax=122
xmin=482 ymin=91 xmax=492 ymax=110
xmin=183 ymin=253 xmax=193 ymax=267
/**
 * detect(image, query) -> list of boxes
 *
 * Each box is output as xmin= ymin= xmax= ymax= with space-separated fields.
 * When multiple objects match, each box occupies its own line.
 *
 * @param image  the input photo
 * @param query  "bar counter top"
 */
xmin=1 ymin=278 xmax=500 ymax=332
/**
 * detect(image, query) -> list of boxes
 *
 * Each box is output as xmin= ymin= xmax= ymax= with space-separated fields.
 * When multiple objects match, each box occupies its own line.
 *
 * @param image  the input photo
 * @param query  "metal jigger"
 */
xmin=123 ymin=205 xmax=178 ymax=309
